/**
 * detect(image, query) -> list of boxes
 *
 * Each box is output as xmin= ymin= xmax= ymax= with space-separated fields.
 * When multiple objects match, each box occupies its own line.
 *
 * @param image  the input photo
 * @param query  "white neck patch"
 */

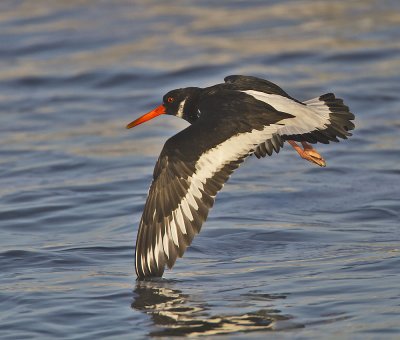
xmin=176 ymin=98 xmax=186 ymax=118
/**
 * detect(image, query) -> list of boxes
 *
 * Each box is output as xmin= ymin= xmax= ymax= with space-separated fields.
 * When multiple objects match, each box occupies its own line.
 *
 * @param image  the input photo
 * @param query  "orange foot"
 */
xmin=288 ymin=140 xmax=326 ymax=167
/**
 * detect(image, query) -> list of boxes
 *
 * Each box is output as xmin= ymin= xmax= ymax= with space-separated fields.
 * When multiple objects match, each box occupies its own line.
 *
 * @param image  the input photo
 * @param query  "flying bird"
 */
xmin=126 ymin=75 xmax=355 ymax=279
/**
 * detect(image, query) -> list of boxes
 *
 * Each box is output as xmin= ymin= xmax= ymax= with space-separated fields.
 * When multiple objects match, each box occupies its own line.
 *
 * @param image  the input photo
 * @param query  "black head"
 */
xmin=126 ymin=87 xmax=201 ymax=129
xmin=162 ymin=87 xmax=201 ymax=123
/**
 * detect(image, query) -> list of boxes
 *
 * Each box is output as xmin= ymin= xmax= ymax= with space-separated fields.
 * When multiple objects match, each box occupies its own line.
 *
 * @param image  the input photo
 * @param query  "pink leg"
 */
xmin=288 ymin=140 xmax=326 ymax=167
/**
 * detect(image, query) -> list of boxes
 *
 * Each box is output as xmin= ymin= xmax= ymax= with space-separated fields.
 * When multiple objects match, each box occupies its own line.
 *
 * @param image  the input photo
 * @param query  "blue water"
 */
xmin=0 ymin=1 xmax=399 ymax=338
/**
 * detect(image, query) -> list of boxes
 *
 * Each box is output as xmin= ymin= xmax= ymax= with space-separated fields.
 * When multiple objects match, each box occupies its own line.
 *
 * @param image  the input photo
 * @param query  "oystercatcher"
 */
xmin=127 ymin=75 xmax=355 ymax=279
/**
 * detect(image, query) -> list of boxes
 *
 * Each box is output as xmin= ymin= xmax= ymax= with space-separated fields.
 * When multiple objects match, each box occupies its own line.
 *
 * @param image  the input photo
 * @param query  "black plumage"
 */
xmin=128 ymin=75 xmax=355 ymax=279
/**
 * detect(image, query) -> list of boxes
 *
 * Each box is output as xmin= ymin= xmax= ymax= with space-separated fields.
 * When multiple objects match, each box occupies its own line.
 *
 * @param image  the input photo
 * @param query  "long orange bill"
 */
xmin=126 ymin=104 xmax=166 ymax=129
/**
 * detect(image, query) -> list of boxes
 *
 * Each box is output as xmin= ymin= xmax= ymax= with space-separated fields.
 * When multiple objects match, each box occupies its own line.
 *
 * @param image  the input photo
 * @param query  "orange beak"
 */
xmin=126 ymin=104 xmax=166 ymax=129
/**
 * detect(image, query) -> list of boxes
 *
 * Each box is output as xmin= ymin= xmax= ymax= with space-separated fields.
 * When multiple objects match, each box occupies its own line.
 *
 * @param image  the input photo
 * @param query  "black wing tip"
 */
xmin=135 ymin=258 xmax=165 ymax=279
xmin=135 ymin=273 xmax=163 ymax=281
xmin=253 ymin=134 xmax=283 ymax=158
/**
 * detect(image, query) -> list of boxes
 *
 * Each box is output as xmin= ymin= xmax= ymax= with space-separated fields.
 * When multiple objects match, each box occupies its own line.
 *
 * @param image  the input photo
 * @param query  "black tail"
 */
xmin=283 ymin=93 xmax=355 ymax=144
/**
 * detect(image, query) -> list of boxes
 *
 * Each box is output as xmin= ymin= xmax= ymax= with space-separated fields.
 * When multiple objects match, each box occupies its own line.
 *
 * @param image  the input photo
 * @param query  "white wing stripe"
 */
xmin=147 ymin=247 xmax=152 ymax=271
xmin=163 ymin=232 xmax=170 ymax=259
xmin=169 ymin=218 xmax=179 ymax=247
xmin=154 ymin=231 xmax=161 ymax=267
xmin=242 ymin=90 xmax=331 ymax=135
xmin=181 ymin=199 xmax=193 ymax=222
xmin=304 ymin=96 xmax=332 ymax=115
xmin=141 ymin=253 xmax=146 ymax=273
xmin=157 ymin=125 xmax=278 ymax=256
xmin=186 ymin=192 xmax=198 ymax=210
xmin=190 ymin=179 xmax=203 ymax=199
xmin=175 ymin=208 xmax=185 ymax=233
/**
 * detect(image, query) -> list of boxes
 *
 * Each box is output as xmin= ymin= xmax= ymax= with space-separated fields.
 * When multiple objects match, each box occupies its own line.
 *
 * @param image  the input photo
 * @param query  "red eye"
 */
xmin=167 ymin=97 xmax=174 ymax=103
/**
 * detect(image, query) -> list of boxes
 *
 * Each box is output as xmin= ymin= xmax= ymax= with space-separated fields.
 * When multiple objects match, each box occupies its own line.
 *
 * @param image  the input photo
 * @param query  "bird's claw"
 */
xmin=288 ymin=140 xmax=326 ymax=167
xmin=301 ymin=147 xmax=326 ymax=167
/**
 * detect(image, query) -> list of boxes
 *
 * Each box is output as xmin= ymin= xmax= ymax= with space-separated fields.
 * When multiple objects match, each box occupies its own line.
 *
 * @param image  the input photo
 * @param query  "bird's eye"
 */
xmin=167 ymin=97 xmax=174 ymax=103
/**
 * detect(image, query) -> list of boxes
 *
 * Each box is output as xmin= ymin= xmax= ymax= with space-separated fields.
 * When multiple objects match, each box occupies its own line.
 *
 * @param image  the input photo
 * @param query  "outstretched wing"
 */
xmin=135 ymin=133 xmax=244 ymax=278
xmin=135 ymin=91 xmax=291 ymax=278
xmin=224 ymin=75 xmax=355 ymax=150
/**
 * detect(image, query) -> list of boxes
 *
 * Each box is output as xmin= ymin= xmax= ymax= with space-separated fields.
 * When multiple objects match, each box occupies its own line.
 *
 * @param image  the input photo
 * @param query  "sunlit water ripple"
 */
xmin=0 ymin=0 xmax=399 ymax=338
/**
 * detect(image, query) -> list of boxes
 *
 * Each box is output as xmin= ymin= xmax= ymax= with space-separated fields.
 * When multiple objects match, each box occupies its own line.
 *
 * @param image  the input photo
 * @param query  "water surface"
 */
xmin=0 ymin=0 xmax=399 ymax=338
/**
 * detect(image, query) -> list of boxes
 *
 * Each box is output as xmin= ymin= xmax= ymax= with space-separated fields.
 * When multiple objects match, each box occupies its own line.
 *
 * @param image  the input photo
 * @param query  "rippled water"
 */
xmin=1 ymin=0 xmax=399 ymax=338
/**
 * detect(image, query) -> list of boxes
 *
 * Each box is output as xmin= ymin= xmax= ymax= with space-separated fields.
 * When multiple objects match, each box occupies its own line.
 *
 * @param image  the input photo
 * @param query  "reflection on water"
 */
xmin=132 ymin=280 xmax=300 ymax=336
xmin=1 ymin=0 xmax=400 ymax=338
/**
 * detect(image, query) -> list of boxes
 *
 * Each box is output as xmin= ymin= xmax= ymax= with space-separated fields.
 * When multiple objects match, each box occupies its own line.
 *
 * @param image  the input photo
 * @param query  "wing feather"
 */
xmin=135 ymin=127 xmax=283 ymax=278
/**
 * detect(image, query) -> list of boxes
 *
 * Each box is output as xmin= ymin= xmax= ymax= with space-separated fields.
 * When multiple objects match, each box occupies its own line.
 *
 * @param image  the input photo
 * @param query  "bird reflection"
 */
xmin=132 ymin=280 xmax=299 ymax=336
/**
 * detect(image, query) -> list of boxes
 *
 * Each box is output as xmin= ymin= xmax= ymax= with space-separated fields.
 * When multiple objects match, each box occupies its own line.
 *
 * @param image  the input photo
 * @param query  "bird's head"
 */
xmin=126 ymin=87 xmax=201 ymax=129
